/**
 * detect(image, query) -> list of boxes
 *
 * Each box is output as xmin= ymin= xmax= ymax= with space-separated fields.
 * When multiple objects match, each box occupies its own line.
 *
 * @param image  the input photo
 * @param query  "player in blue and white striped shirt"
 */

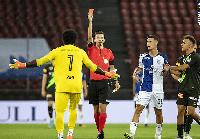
xmin=125 ymin=35 xmax=169 ymax=139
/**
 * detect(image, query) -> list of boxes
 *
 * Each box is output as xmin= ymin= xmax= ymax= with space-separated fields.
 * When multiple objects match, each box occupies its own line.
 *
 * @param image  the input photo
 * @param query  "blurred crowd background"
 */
xmin=0 ymin=0 xmax=199 ymax=100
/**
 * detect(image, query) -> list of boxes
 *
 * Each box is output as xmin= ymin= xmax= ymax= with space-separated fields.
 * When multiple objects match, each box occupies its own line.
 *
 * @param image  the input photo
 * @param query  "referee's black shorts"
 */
xmin=88 ymin=79 xmax=110 ymax=105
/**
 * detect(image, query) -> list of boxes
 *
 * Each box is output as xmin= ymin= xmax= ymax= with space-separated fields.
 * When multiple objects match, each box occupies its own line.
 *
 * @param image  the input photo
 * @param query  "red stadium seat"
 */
xmin=149 ymin=2 xmax=157 ymax=9
xmin=158 ymin=2 xmax=167 ymax=9
xmin=164 ymin=24 xmax=174 ymax=31
xmin=134 ymin=24 xmax=143 ymax=31
xmin=179 ymin=9 xmax=188 ymax=17
xmin=172 ymin=17 xmax=182 ymax=24
xmin=159 ymin=9 xmax=168 ymax=17
xmin=144 ymin=24 xmax=153 ymax=31
xmin=130 ymin=2 xmax=138 ymax=9
xmin=174 ymin=24 xmax=183 ymax=32
xmin=150 ymin=10 xmax=159 ymax=18
xmin=131 ymin=10 xmax=140 ymax=17
xmin=168 ymin=2 xmax=176 ymax=9
xmin=169 ymin=9 xmax=178 ymax=17
xmin=141 ymin=17 xmax=151 ymax=24
xmin=183 ymin=17 xmax=192 ymax=24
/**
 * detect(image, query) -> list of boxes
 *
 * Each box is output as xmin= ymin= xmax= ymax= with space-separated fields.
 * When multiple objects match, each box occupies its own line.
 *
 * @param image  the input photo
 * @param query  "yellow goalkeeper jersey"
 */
xmin=36 ymin=44 xmax=97 ymax=93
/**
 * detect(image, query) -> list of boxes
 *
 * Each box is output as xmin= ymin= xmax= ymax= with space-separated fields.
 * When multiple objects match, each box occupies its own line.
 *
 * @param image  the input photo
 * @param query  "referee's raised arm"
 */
xmin=88 ymin=10 xmax=93 ymax=45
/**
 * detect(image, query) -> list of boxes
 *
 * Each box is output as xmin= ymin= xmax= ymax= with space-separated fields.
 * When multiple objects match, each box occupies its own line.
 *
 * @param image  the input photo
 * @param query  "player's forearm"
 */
xmin=88 ymin=21 xmax=93 ymax=43
xmin=26 ymin=60 xmax=37 ymax=67
xmin=94 ymin=66 xmax=106 ymax=75
xmin=133 ymin=82 xmax=136 ymax=95
xmin=41 ymin=74 xmax=47 ymax=91
xmin=82 ymin=81 xmax=87 ymax=95
xmin=170 ymin=64 xmax=188 ymax=71
xmin=170 ymin=69 xmax=181 ymax=76
xmin=109 ymin=65 xmax=115 ymax=72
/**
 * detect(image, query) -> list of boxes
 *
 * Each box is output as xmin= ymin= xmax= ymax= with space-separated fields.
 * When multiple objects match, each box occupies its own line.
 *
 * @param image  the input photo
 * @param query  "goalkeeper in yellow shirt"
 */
xmin=9 ymin=29 xmax=119 ymax=139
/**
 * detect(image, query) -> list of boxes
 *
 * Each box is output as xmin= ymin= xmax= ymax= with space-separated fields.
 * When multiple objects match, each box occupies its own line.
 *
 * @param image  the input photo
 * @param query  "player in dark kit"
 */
xmin=88 ymin=10 xmax=120 ymax=139
xmin=171 ymin=41 xmax=200 ymax=139
xmin=41 ymin=63 xmax=55 ymax=128
xmin=167 ymin=35 xmax=200 ymax=139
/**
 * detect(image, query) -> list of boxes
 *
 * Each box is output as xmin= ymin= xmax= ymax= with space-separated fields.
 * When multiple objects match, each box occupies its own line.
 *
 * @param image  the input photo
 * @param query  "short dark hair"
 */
xmin=94 ymin=30 xmax=104 ymax=37
xmin=183 ymin=35 xmax=196 ymax=46
xmin=62 ymin=29 xmax=77 ymax=45
xmin=147 ymin=35 xmax=159 ymax=43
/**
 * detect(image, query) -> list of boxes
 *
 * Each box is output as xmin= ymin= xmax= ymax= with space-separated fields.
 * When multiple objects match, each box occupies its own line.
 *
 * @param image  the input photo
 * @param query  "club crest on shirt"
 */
xmin=187 ymin=58 xmax=191 ymax=62
xmin=104 ymin=59 xmax=108 ymax=64
xmin=157 ymin=59 xmax=161 ymax=64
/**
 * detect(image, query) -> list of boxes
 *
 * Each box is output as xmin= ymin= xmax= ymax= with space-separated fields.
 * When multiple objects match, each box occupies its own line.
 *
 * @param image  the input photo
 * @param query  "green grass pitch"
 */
xmin=0 ymin=124 xmax=199 ymax=139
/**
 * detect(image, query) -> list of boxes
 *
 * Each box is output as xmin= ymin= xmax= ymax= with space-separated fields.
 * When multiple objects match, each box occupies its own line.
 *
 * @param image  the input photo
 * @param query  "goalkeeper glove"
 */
xmin=105 ymin=69 xmax=120 ymax=79
xmin=9 ymin=59 xmax=26 ymax=69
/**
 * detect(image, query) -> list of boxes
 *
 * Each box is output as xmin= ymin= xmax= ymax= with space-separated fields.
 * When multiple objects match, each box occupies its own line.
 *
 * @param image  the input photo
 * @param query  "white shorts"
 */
xmin=197 ymin=95 xmax=200 ymax=106
xmin=78 ymin=92 xmax=84 ymax=105
xmin=136 ymin=91 xmax=164 ymax=109
xmin=133 ymin=93 xmax=139 ymax=102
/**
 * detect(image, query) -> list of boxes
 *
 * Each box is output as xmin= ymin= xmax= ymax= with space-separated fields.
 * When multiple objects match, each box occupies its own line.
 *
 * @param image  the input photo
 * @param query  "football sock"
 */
xmin=156 ymin=124 xmax=162 ymax=135
xmin=177 ymin=124 xmax=184 ymax=138
xmin=185 ymin=115 xmax=193 ymax=134
xmin=55 ymin=111 xmax=64 ymax=133
xmin=68 ymin=108 xmax=77 ymax=130
xmin=130 ymin=122 xmax=138 ymax=135
xmin=144 ymin=108 xmax=149 ymax=124
xmin=58 ymin=133 xmax=63 ymax=139
xmin=68 ymin=129 xmax=73 ymax=136
xmin=48 ymin=106 xmax=53 ymax=118
xmin=184 ymin=115 xmax=187 ymax=129
xmin=94 ymin=113 xmax=100 ymax=130
xmin=78 ymin=108 xmax=83 ymax=124
xmin=99 ymin=113 xmax=107 ymax=132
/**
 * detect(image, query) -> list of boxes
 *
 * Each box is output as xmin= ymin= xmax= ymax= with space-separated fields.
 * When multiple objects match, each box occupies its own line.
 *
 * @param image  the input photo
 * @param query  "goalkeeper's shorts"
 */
xmin=55 ymin=92 xmax=81 ymax=112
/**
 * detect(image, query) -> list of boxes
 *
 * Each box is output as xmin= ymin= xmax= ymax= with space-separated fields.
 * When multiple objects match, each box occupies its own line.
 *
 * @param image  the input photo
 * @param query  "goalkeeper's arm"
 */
xmin=9 ymin=56 xmax=50 ymax=69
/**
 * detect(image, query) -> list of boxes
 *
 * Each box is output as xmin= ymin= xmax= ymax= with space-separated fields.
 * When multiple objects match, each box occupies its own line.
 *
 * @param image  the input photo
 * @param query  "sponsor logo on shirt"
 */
xmin=189 ymin=97 xmax=197 ymax=101
xmin=178 ymin=93 xmax=183 ymax=98
xmin=66 ymin=75 xmax=74 ymax=79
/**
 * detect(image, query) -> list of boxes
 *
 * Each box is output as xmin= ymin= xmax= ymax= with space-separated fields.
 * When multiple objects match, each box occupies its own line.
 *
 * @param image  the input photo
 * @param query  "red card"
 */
xmin=88 ymin=9 xmax=94 ymax=14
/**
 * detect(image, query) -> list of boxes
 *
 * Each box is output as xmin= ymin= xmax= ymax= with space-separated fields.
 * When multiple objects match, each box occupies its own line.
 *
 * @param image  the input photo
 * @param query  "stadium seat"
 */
xmin=149 ymin=2 xmax=157 ymax=10
xmin=169 ymin=9 xmax=178 ymax=17
xmin=155 ymin=24 xmax=164 ymax=31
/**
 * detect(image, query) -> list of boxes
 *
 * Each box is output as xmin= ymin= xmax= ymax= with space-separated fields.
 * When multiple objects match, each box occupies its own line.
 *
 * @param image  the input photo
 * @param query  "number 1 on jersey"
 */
xmin=68 ymin=55 xmax=73 ymax=71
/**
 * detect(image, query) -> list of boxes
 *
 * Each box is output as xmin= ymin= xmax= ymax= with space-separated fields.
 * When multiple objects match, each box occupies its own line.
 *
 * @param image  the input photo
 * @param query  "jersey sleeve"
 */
xmin=185 ymin=53 xmax=198 ymax=67
xmin=36 ymin=49 xmax=56 ymax=66
xmin=163 ymin=54 xmax=168 ymax=64
xmin=82 ymin=50 xmax=97 ymax=72
xmin=43 ymin=65 xmax=48 ymax=74
xmin=138 ymin=54 xmax=144 ymax=68
xmin=108 ymin=49 xmax=114 ymax=61
xmin=82 ymin=72 xmax=86 ymax=81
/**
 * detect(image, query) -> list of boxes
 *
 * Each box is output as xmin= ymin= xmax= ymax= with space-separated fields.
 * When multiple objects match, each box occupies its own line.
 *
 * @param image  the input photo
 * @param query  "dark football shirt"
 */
xmin=176 ymin=52 xmax=200 ymax=93
xmin=43 ymin=64 xmax=55 ymax=93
